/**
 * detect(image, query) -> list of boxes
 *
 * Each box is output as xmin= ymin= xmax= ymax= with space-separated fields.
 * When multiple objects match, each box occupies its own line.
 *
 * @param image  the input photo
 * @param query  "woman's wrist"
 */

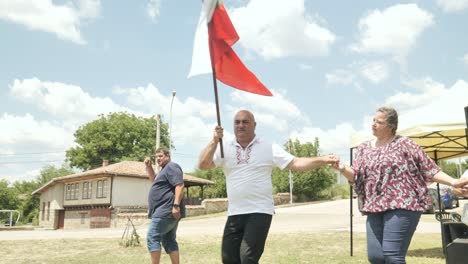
xmin=451 ymin=178 xmax=459 ymax=188
xmin=339 ymin=164 xmax=346 ymax=173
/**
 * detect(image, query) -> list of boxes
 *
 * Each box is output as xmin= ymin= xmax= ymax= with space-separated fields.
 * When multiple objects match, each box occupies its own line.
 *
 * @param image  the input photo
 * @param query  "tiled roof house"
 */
xmin=32 ymin=160 xmax=213 ymax=229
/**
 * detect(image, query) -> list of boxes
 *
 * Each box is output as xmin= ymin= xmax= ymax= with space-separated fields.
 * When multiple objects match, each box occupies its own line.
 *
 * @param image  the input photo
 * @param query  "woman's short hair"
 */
xmin=377 ymin=106 xmax=398 ymax=135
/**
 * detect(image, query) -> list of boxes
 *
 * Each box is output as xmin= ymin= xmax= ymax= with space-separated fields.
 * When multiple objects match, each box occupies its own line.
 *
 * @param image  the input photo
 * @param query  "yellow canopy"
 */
xmin=350 ymin=123 xmax=468 ymax=162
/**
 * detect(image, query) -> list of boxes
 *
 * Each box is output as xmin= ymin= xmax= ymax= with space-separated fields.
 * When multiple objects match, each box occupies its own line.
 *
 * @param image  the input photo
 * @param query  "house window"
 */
xmin=74 ymin=183 xmax=80 ymax=200
xmin=82 ymin=182 xmax=92 ymax=199
xmin=96 ymin=179 xmax=108 ymax=198
xmin=65 ymin=183 xmax=81 ymax=200
xmin=47 ymin=201 xmax=50 ymax=221
xmin=42 ymin=202 xmax=45 ymax=221
xmin=66 ymin=184 xmax=72 ymax=200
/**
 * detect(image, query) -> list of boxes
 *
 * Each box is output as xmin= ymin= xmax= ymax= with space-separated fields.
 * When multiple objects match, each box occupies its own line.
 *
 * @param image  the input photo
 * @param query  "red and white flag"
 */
xmin=188 ymin=0 xmax=272 ymax=96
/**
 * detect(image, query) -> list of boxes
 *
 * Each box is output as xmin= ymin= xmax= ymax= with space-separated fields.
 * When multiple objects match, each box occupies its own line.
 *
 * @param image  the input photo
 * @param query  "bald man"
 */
xmin=199 ymin=110 xmax=339 ymax=264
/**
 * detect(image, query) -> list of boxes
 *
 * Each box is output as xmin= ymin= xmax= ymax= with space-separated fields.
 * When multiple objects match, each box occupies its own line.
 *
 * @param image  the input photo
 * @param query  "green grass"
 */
xmin=0 ymin=231 xmax=446 ymax=264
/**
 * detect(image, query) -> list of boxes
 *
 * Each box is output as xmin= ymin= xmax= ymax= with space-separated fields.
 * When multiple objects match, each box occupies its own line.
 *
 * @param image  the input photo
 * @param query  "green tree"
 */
xmin=12 ymin=180 xmax=39 ymax=223
xmin=457 ymin=158 xmax=468 ymax=175
xmin=12 ymin=164 xmax=75 ymax=224
xmin=439 ymin=160 xmax=459 ymax=177
xmin=66 ymin=112 xmax=169 ymax=170
xmin=36 ymin=164 xmax=76 ymax=185
xmin=272 ymin=138 xmax=336 ymax=201
xmin=0 ymin=180 xmax=20 ymax=210
xmin=191 ymin=167 xmax=226 ymax=198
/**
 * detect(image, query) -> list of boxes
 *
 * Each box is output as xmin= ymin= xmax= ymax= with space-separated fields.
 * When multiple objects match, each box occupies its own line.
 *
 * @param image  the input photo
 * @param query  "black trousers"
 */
xmin=222 ymin=213 xmax=272 ymax=264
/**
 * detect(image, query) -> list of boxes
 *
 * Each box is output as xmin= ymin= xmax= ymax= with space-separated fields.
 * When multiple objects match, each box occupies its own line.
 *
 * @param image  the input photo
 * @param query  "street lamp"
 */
xmin=169 ymin=90 xmax=176 ymax=152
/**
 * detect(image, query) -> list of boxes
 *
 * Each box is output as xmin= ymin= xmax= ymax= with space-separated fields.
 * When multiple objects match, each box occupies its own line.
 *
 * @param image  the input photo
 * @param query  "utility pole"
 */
xmin=169 ymin=91 xmax=176 ymax=152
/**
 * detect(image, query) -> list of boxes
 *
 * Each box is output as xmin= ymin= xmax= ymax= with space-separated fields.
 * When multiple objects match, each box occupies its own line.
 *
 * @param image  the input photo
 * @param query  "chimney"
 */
xmin=102 ymin=160 xmax=109 ymax=167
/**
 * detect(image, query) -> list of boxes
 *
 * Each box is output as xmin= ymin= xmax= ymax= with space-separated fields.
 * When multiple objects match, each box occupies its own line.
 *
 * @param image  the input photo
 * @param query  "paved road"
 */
xmin=1 ymin=199 xmax=465 ymax=241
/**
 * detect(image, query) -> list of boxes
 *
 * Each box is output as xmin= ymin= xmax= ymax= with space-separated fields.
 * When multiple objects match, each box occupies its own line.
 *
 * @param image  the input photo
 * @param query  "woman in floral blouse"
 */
xmin=334 ymin=106 xmax=468 ymax=264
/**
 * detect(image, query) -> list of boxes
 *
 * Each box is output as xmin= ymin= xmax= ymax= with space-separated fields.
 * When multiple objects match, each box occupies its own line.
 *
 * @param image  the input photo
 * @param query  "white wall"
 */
xmin=39 ymin=184 xmax=64 ymax=228
xmin=112 ymin=176 xmax=151 ymax=207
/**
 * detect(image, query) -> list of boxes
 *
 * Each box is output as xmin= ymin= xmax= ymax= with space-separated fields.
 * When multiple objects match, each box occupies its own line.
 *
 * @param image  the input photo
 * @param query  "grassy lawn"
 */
xmin=0 ymin=231 xmax=446 ymax=264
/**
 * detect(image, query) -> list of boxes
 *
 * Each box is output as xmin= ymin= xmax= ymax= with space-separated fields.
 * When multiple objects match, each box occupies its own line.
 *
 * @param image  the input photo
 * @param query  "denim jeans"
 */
xmin=366 ymin=209 xmax=422 ymax=264
xmin=147 ymin=217 xmax=179 ymax=253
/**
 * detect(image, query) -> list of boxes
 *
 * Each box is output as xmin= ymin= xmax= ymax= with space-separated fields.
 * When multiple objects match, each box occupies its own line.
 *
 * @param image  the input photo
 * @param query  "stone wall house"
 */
xmin=32 ymin=160 xmax=213 ymax=229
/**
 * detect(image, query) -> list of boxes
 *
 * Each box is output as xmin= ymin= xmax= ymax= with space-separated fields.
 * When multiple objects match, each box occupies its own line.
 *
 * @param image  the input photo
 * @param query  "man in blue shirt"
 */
xmin=145 ymin=147 xmax=185 ymax=264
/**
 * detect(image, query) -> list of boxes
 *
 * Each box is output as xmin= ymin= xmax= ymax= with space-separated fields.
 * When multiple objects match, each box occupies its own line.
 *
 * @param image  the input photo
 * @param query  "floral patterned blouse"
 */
xmin=353 ymin=135 xmax=441 ymax=214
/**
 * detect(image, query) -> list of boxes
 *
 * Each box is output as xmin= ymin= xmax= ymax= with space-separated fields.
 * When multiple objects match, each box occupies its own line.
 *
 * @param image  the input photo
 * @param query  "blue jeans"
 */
xmin=147 ymin=217 xmax=179 ymax=253
xmin=366 ymin=209 xmax=421 ymax=264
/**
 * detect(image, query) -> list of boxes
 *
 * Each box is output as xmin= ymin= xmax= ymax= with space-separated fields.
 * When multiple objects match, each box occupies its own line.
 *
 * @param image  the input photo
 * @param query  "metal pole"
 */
xmin=169 ymin=91 xmax=176 ymax=152
xmin=350 ymin=148 xmax=354 ymax=257
xmin=433 ymin=151 xmax=447 ymax=257
xmin=464 ymin=106 xmax=468 ymax=150
xmin=288 ymin=139 xmax=293 ymax=204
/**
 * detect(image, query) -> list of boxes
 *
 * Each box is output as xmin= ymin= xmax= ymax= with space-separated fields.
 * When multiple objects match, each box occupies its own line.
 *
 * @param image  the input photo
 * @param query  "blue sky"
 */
xmin=1 ymin=0 xmax=468 ymax=183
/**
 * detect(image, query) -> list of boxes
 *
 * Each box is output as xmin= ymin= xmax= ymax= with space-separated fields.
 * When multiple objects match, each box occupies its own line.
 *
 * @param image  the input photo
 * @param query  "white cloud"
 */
xmin=291 ymin=122 xmax=356 ymax=157
xmin=111 ymin=84 xmax=218 ymax=150
xmin=298 ymin=63 xmax=314 ymax=71
xmin=436 ymin=0 xmax=468 ymax=12
xmin=77 ymin=0 xmax=101 ymax=18
xmin=350 ymin=78 xmax=468 ymax=137
xmin=0 ymin=113 xmax=74 ymax=182
xmin=384 ymin=77 xmax=446 ymax=112
xmin=397 ymin=79 xmax=468 ymax=128
xmin=228 ymin=89 xmax=307 ymax=132
xmin=463 ymin=53 xmax=468 ymax=65
xmin=351 ymin=4 xmax=433 ymax=59
xmin=358 ymin=61 xmax=389 ymax=84
xmin=325 ymin=69 xmax=355 ymax=85
xmin=230 ymin=0 xmax=336 ymax=60
xmin=3 ymin=80 xmax=219 ymax=181
xmin=147 ymin=0 xmax=161 ymax=23
xmin=0 ymin=0 xmax=100 ymax=44
xmin=9 ymin=78 xmax=130 ymax=127
xmin=0 ymin=113 xmax=73 ymax=149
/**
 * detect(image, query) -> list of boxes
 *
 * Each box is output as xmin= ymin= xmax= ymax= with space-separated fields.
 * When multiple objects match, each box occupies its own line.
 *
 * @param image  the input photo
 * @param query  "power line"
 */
xmin=0 ymin=151 xmax=66 ymax=156
xmin=0 ymin=159 xmax=64 ymax=165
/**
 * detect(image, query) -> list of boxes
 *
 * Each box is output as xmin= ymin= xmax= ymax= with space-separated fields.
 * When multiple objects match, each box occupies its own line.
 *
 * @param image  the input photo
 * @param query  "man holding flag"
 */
xmin=189 ymin=0 xmax=273 ymax=159
xmin=199 ymin=110 xmax=339 ymax=263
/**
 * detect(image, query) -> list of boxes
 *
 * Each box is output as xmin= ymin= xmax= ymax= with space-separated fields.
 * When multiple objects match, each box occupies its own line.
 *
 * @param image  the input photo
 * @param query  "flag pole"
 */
xmin=211 ymin=64 xmax=224 ymax=158
xmin=206 ymin=0 xmax=224 ymax=157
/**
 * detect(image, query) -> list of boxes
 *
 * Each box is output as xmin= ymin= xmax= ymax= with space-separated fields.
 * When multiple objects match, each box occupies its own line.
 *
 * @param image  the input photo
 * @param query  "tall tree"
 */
xmin=272 ymin=138 xmax=336 ymax=200
xmin=439 ymin=160 xmax=461 ymax=178
xmin=0 ymin=180 xmax=20 ymax=211
xmin=36 ymin=164 xmax=76 ymax=185
xmin=66 ymin=112 xmax=169 ymax=170
xmin=12 ymin=164 xmax=75 ymax=224
xmin=461 ymin=159 xmax=468 ymax=174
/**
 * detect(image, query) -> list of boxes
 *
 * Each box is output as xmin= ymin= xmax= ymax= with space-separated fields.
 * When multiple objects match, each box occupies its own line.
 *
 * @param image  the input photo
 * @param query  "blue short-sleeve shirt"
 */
xmin=147 ymin=161 xmax=185 ymax=218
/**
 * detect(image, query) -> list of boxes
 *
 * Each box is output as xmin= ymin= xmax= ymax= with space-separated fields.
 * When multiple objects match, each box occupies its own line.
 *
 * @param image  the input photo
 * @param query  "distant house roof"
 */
xmin=32 ymin=160 xmax=214 ymax=195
